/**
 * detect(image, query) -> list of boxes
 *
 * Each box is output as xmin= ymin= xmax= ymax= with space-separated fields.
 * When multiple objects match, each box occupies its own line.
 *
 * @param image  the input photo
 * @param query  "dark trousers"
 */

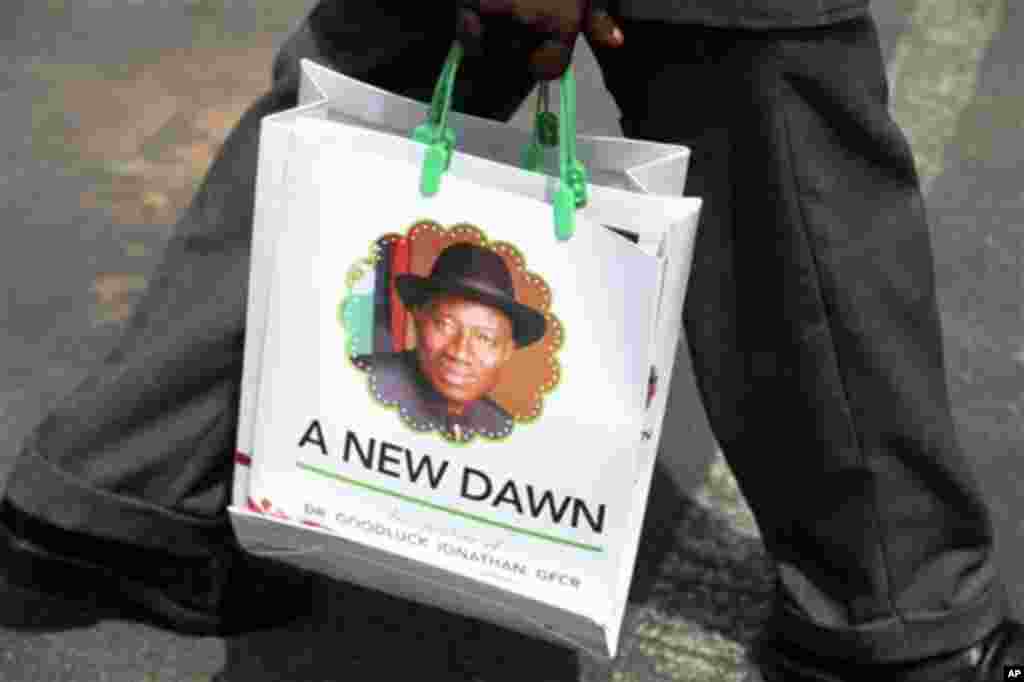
xmin=4 ymin=1 xmax=1006 ymax=663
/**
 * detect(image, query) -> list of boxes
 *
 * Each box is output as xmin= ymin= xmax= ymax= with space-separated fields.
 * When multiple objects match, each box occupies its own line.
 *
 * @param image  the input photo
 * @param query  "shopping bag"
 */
xmin=230 ymin=46 xmax=702 ymax=659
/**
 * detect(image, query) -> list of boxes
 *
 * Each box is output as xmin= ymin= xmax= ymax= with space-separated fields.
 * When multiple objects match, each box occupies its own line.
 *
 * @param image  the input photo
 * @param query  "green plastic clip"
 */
xmin=555 ymin=66 xmax=587 ymax=241
xmin=413 ymin=43 xmax=463 ymax=197
xmin=521 ymin=83 xmax=559 ymax=173
xmin=414 ymin=42 xmax=588 ymax=241
xmin=520 ymin=72 xmax=588 ymax=240
xmin=538 ymin=111 xmax=559 ymax=146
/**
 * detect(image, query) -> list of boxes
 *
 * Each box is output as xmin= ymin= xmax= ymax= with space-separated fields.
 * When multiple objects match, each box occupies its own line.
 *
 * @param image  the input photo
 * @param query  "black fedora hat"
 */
xmin=395 ymin=242 xmax=547 ymax=348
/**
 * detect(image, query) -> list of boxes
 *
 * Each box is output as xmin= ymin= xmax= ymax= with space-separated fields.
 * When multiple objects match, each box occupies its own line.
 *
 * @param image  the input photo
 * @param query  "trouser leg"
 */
xmin=594 ymin=15 xmax=1005 ymax=662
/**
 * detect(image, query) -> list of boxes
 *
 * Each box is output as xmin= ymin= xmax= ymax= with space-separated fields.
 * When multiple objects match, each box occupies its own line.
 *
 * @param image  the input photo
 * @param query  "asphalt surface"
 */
xmin=1 ymin=1 xmax=1021 ymax=680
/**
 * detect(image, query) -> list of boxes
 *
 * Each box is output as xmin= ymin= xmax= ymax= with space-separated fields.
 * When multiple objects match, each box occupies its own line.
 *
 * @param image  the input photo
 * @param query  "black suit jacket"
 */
xmin=617 ymin=0 xmax=869 ymax=29
xmin=355 ymin=351 xmax=515 ymax=443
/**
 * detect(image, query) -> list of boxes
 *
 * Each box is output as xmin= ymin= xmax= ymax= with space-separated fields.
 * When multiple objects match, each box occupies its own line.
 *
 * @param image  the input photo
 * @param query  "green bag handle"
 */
xmin=413 ymin=42 xmax=588 ymax=241
xmin=412 ymin=42 xmax=462 ymax=198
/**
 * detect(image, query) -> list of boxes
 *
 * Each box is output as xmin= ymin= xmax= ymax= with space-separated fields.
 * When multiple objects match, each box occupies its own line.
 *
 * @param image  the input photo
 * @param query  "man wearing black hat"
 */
xmin=356 ymin=242 xmax=546 ymax=443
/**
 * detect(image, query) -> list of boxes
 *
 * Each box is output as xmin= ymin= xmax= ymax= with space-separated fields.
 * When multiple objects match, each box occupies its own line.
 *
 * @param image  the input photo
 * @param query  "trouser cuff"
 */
xmin=4 ymin=444 xmax=230 ymax=558
xmin=764 ymin=583 xmax=1008 ymax=663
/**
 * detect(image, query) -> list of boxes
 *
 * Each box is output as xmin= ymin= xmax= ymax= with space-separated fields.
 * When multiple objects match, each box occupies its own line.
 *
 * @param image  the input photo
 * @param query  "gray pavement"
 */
xmin=1 ymin=1 xmax=1021 ymax=680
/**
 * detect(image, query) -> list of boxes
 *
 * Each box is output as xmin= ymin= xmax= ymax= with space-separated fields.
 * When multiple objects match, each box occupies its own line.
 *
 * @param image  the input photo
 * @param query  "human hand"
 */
xmin=456 ymin=0 xmax=624 ymax=80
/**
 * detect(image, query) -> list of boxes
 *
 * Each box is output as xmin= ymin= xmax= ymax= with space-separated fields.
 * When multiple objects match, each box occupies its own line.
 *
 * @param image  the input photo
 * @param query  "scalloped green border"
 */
xmin=338 ymin=219 xmax=565 ymax=446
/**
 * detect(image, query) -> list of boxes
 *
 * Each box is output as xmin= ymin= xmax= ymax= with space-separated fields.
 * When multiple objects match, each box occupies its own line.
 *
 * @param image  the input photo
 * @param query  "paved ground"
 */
xmin=1 ymin=1 xmax=1021 ymax=680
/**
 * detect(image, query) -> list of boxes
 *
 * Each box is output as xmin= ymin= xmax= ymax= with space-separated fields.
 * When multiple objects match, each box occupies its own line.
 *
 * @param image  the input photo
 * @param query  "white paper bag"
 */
xmin=230 ymin=58 xmax=701 ymax=659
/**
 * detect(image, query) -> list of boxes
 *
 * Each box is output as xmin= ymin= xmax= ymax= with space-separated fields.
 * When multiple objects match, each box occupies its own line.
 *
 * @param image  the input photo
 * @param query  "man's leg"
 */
xmin=1 ymin=0 xmax=534 ymax=634
xmin=594 ymin=15 xmax=1007 ymax=663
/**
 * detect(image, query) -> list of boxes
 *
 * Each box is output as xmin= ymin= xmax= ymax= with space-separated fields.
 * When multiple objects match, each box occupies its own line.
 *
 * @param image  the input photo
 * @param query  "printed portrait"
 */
xmin=339 ymin=222 xmax=563 ymax=444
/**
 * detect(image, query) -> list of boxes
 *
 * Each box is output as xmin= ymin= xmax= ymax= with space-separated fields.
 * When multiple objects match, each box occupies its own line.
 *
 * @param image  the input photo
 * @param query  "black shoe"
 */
xmin=0 ymin=500 xmax=315 ymax=636
xmin=751 ymin=620 xmax=1024 ymax=682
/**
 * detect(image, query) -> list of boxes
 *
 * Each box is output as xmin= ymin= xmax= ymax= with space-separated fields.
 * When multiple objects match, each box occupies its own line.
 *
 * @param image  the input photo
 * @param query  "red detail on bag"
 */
xmin=390 ymin=237 xmax=411 ymax=351
xmin=246 ymin=497 xmax=263 ymax=513
xmin=302 ymin=520 xmax=325 ymax=529
xmin=646 ymin=367 xmax=658 ymax=409
xmin=235 ymin=451 xmax=252 ymax=467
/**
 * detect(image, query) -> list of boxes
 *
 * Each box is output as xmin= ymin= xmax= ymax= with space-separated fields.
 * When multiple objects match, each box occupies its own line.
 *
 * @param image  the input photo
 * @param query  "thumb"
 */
xmin=585 ymin=9 xmax=624 ymax=48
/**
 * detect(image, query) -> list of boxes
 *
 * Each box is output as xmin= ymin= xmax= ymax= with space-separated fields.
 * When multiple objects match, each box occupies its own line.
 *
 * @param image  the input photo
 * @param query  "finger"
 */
xmin=456 ymin=6 xmax=485 ymax=56
xmin=480 ymin=13 xmax=549 ymax=59
xmin=477 ymin=0 xmax=577 ymax=36
xmin=476 ymin=0 xmax=516 ymax=14
xmin=585 ymin=9 xmax=624 ymax=48
xmin=528 ymin=38 xmax=575 ymax=81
